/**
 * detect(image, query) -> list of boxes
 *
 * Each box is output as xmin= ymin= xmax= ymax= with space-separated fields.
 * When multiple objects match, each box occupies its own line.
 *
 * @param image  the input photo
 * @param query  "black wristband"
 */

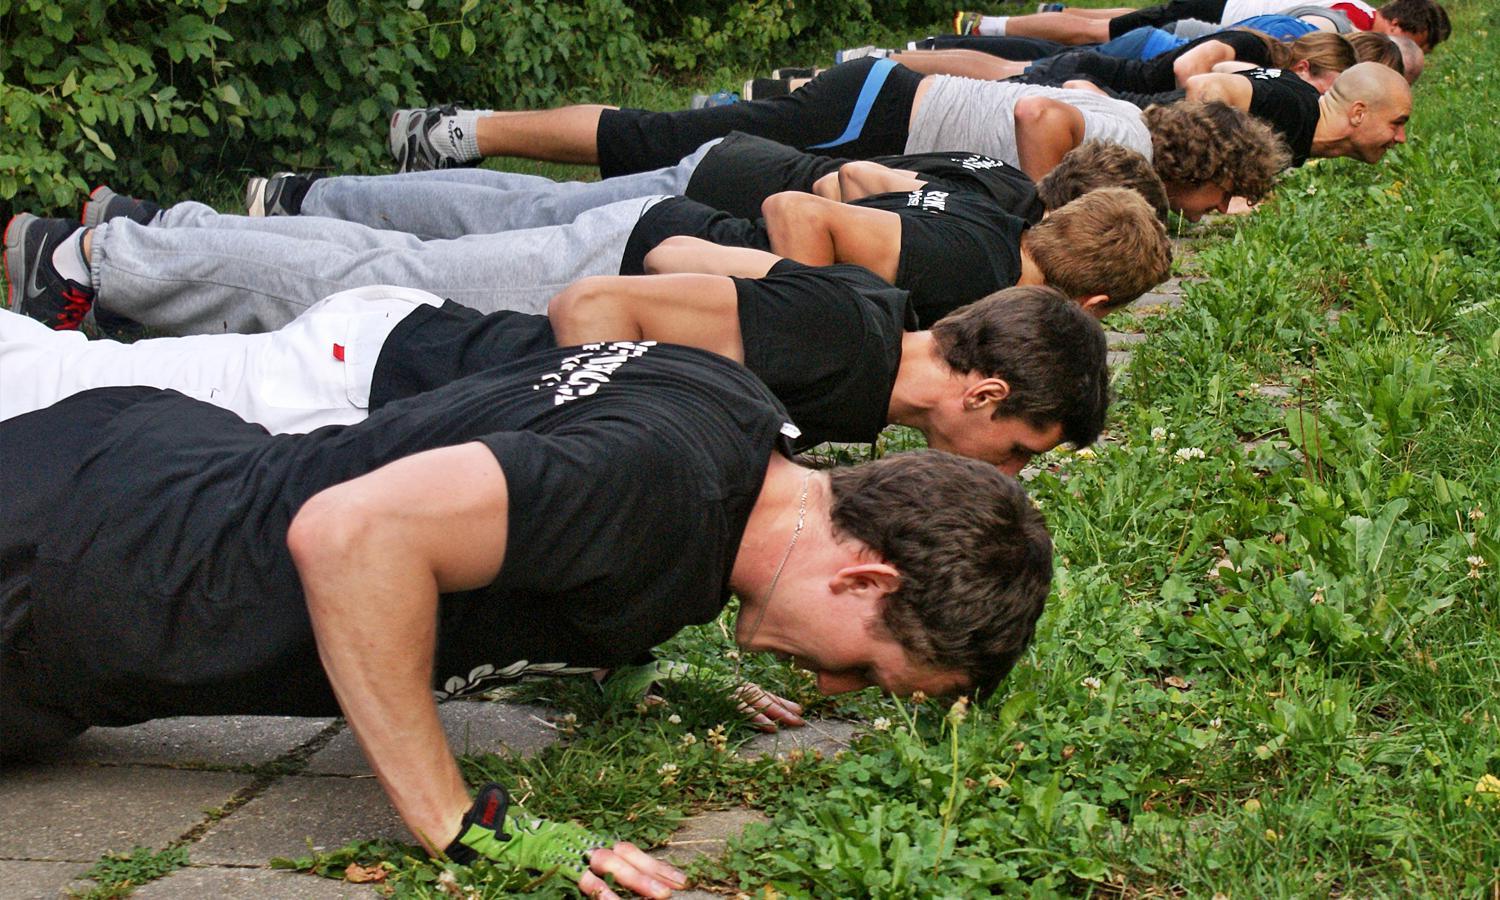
xmin=442 ymin=782 xmax=512 ymax=865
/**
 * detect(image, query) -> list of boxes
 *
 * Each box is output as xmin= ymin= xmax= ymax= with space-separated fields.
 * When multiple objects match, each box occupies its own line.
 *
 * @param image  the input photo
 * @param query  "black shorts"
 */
xmin=916 ymin=34 xmax=1068 ymax=59
xmin=1108 ymin=0 xmax=1227 ymax=38
xmin=0 ymin=388 xmax=160 ymax=756
xmin=596 ymin=58 xmax=926 ymax=178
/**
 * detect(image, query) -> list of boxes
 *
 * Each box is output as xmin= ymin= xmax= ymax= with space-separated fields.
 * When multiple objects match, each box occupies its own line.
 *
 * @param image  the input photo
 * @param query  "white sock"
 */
xmin=978 ymin=15 xmax=1009 ymax=35
xmin=51 ymin=229 xmax=89 ymax=283
xmin=426 ymin=110 xmax=484 ymax=163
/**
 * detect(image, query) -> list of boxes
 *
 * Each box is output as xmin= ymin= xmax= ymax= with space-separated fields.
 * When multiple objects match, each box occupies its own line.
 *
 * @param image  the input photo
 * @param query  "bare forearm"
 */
xmin=295 ymin=520 xmax=470 ymax=851
xmin=887 ymin=48 xmax=1025 ymax=80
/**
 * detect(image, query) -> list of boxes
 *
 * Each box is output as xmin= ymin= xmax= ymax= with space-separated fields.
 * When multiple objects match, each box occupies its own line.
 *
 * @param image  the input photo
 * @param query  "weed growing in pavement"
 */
xmin=74 ymin=846 xmax=188 ymax=899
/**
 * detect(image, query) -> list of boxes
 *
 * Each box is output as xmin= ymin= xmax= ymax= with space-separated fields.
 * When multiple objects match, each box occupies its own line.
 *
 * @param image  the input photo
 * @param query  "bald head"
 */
xmin=1326 ymin=62 xmax=1413 ymax=164
xmin=1389 ymin=35 xmax=1425 ymax=84
xmin=1328 ymin=61 xmax=1412 ymax=110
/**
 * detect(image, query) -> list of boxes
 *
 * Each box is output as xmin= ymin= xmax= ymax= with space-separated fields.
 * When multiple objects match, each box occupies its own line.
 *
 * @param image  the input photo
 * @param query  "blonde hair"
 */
xmin=1290 ymin=32 xmax=1359 ymax=77
xmin=1021 ymin=187 xmax=1171 ymax=309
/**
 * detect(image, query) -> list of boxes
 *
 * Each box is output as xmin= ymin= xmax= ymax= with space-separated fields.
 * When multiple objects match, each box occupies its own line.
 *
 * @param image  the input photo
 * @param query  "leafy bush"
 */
xmin=0 ymin=0 xmax=947 ymax=218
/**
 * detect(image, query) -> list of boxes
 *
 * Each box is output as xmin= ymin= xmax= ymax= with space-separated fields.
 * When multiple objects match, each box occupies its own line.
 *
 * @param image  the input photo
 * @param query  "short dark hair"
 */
xmin=1379 ymin=0 xmax=1450 ymax=48
xmin=828 ymin=451 xmax=1052 ymax=695
xmin=930 ymin=285 xmax=1110 ymax=448
xmin=1036 ymin=141 xmax=1171 ymax=222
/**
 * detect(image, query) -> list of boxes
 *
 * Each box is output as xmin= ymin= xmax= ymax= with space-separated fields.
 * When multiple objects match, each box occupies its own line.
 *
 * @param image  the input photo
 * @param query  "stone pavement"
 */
xmin=0 ymin=701 xmax=858 ymax=899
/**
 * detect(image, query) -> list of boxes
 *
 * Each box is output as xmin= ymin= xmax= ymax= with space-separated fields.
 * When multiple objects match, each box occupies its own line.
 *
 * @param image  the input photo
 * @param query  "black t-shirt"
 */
xmin=1241 ymin=67 xmax=1321 ymax=166
xmin=685 ymin=131 xmax=1042 ymax=222
xmin=736 ymin=260 xmax=914 ymax=448
xmin=0 ymin=346 xmax=792 ymax=725
xmin=371 ymin=260 xmax=913 ymax=448
xmin=619 ymin=196 xmax=771 ymax=274
xmin=851 ymin=188 xmax=1025 ymax=325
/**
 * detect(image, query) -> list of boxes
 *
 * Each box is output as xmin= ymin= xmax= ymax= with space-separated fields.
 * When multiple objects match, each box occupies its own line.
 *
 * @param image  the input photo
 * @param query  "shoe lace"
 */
xmin=57 ymin=285 xmax=93 ymax=329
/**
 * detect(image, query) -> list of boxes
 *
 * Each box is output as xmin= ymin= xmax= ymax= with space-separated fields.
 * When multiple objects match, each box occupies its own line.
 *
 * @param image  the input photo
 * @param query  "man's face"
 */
xmin=786 ymin=611 xmax=971 ymax=697
xmin=1165 ymin=180 xmax=1233 ymax=222
xmin=1374 ymin=16 xmax=1430 ymax=53
xmin=1349 ymin=97 xmax=1412 ymax=163
xmin=923 ymin=411 xmax=1065 ymax=476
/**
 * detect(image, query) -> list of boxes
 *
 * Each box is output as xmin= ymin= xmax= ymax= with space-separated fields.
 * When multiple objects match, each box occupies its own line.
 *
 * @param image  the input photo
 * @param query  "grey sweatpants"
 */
xmin=299 ymin=139 xmax=721 ymax=239
xmin=92 ymin=196 xmax=664 ymax=335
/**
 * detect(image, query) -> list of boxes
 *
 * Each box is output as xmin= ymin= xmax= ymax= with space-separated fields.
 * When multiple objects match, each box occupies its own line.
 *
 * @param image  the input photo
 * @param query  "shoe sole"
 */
xmin=389 ymin=109 xmax=414 ymax=172
xmin=82 ymin=185 xmax=116 ymax=229
xmin=245 ymin=176 xmax=269 ymax=216
xmin=3 ymin=212 xmax=37 ymax=312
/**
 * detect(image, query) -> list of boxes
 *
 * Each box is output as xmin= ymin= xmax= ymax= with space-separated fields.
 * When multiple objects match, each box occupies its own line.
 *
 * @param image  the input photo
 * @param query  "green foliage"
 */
xmin=0 ymin=0 xmax=950 ymax=218
xmin=76 ymin=845 xmax=188 ymax=898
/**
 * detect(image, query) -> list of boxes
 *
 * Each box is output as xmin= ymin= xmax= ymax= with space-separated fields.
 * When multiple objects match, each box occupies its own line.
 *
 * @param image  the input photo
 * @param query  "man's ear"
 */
xmin=1348 ymin=99 xmax=1368 ymax=127
xmin=963 ymin=376 xmax=1011 ymax=411
xmin=1078 ymin=293 xmax=1111 ymax=317
xmin=830 ymin=562 xmax=901 ymax=600
xmin=1290 ymin=58 xmax=1311 ymax=77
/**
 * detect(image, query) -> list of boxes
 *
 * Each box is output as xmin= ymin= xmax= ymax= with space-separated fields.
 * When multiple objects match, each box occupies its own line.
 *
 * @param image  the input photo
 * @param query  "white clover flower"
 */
xmin=1470 ymin=508 xmax=1486 ymax=521
xmin=667 ymin=714 xmax=682 ymax=725
xmin=1075 ymin=446 xmax=1097 ymax=460
xmin=1467 ymin=555 xmax=1486 ymax=568
xmin=1080 ymin=676 xmax=1103 ymax=692
xmin=1174 ymin=447 xmax=1206 ymax=461
xmin=679 ymin=732 xmax=698 ymax=747
xmin=1210 ymin=717 xmax=1223 ymax=729
xmin=872 ymin=717 xmax=892 ymax=732
xmin=1150 ymin=426 xmax=1168 ymax=442
xmin=657 ymin=762 xmax=679 ymax=775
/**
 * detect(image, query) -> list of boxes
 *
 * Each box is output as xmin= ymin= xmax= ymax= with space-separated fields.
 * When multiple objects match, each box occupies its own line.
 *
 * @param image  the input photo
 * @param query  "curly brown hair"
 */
xmin=1144 ymin=100 xmax=1290 ymax=202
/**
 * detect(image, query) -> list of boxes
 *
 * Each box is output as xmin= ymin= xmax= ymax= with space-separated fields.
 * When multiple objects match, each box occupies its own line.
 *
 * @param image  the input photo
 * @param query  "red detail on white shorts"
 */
xmin=332 ymin=343 xmax=345 ymax=361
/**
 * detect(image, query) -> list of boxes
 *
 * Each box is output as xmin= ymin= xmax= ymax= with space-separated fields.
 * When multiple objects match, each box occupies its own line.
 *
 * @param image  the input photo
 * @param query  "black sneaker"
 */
xmin=81 ymin=185 xmax=162 ymax=227
xmin=3 ymin=214 xmax=95 ymax=330
xmin=389 ymin=105 xmax=478 ymax=173
xmin=244 ymin=172 xmax=316 ymax=216
xmin=771 ymin=66 xmax=818 ymax=79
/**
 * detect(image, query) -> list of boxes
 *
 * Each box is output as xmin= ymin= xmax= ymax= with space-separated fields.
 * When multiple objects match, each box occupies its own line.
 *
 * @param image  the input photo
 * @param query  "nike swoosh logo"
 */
xmin=28 ymin=241 xmax=51 ymax=296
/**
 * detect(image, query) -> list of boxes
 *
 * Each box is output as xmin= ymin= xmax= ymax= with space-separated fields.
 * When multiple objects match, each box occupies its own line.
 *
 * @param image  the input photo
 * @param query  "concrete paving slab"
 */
xmin=738 ymin=719 xmax=859 ymax=761
xmin=1105 ymin=331 xmax=1147 ymax=349
xmin=0 ymin=859 xmax=92 ymax=899
xmin=191 ymin=776 xmax=407 ymax=866
xmin=304 ymin=701 xmax=557 ymax=776
xmin=650 ymin=808 xmax=769 ymax=867
xmin=1107 ymin=351 xmax=1132 ymax=368
xmin=132 ymin=866 xmax=382 ymax=898
xmin=54 ymin=716 xmax=334 ymax=768
xmin=0 ymin=765 xmax=251 ymax=861
xmin=1131 ymin=291 xmax=1183 ymax=310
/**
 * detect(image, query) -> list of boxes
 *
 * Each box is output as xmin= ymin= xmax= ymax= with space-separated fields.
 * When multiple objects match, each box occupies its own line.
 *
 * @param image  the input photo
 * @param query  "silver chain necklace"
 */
xmin=736 ymin=469 xmax=813 ymax=675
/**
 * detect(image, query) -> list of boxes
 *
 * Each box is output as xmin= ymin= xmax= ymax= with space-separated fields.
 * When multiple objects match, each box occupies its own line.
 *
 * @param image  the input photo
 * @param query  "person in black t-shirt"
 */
xmin=2 ymin=260 xmax=1111 ymax=474
xmin=258 ymin=132 xmax=1166 ymax=232
xmin=11 ymin=178 xmax=1169 ymax=336
xmin=1 ymin=343 xmax=1053 ymax=895
xmin=1184 ymin=60 xmax=1411 ymax=166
